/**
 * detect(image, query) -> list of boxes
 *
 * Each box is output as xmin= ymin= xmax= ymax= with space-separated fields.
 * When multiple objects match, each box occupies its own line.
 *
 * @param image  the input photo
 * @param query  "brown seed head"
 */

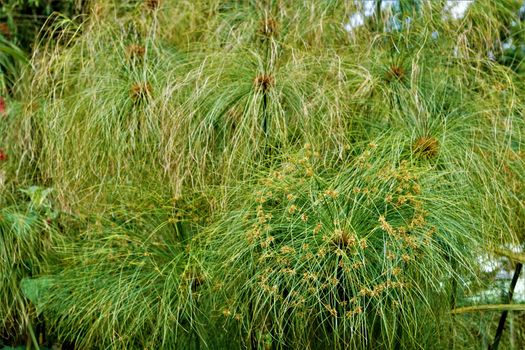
xmin=386 ymin=65 xmax=405 ymax=82
xmin=145 ymin=0 xmax=160 ymax=9
xmin=413 ymin=136 xmax=439 ymax=159
xmin=259 ymin=18 xmax=279 ymax=38
xmin=254 ymin=74 xmax=274 ymax=92
xmin=334 ymin=229 xmax=356 ymax=248
xmin=126 ymin=44 xmax=146 ymax=60
xmin=130 ymin=82 xmax=152 ymax=100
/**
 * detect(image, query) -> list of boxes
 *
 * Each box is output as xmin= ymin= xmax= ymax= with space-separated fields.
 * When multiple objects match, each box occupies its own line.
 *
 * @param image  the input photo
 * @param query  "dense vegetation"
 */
xmin=0 ymin=0 xmax=524 ymax=349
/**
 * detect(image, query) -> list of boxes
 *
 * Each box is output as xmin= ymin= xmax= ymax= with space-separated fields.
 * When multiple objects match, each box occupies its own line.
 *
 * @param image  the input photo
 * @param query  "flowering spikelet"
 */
xmin=345 ymin=306 xmax=363 ymax=318
xmin=413 ymin=136 xmax=439 ymax=159
xmin=324 ymin=189 xmax=339 ymax=199
xmin=324 ymin=304 xmax=338 ymax=317
xmin=379 ymin=215 xmax=395 ymax=235
xmin=402 ymin=253 xmax=412 ymax=262
xmin=280 ymin=246 xmax=295 ymax=254
xmin=254 ymin=74 xmax=274 ymax=92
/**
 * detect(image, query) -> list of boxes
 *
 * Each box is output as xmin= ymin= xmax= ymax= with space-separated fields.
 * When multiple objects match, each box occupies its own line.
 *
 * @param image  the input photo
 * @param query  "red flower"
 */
xmin=0 ymin=97 xmax=5 ymax=115
xmin=0 ymin=149 xmax=7 ymax=161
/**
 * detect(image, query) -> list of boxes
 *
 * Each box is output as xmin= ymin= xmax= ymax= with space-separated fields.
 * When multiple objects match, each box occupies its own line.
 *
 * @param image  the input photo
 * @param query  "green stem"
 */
xmin=375 ymin=0 xmax=383 ymax=31
xmin=27 ymin=319 xmax=40 ymax=350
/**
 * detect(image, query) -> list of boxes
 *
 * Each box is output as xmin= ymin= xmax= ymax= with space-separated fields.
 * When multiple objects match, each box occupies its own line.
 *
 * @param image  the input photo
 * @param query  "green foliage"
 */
xmin=23 ymin=218 xmax=202 ymax=349
xmin=202 ymin=134 xmax=503 ymax=348
xmin=0 ymin=186 xmax=59 ymax=343
xmin=0 ymin=0 xmax=524 ymax=349
xmin=0 ymin=36 xmax=26 ymax=93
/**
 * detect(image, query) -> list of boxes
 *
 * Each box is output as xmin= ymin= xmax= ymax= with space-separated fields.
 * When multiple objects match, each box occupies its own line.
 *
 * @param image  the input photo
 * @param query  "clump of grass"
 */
xmin=11 ymin=1 xmax=360 ymax=208
xmin=3 ymin=1 xmax=524 ymax=348
xmin=25 ymin=241 xmax=202 ymax=349
xmin=203 ymin=139 xmax=494 ymax=349
xmin=22 ymin=192 xmax=210 ymax=349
